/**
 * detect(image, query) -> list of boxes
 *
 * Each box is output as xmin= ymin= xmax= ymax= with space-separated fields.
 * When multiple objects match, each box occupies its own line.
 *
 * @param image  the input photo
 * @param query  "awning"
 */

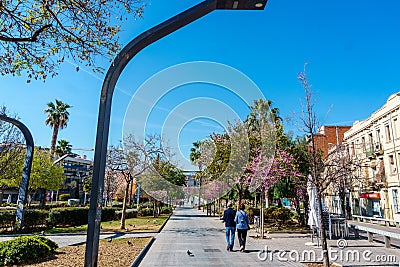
xmin=360 ymin=193 xmax=380 ymax=199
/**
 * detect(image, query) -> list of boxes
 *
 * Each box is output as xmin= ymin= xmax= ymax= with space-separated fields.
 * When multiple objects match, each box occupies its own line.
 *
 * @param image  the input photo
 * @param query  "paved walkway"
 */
xmin=139 ymin=207 xmax=306 ymax=267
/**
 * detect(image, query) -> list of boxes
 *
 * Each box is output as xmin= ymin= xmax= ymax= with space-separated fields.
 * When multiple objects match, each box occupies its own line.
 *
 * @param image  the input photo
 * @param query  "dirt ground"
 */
xmin=19 ymin=237 xmax=151 ymax=267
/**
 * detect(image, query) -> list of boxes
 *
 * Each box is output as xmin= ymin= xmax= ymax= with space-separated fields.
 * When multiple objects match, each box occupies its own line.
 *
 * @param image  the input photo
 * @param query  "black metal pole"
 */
xmin=0 ymin=115 xmax=34 ymax=230
xmin=84 ymin=1 xmax=218 ymax=266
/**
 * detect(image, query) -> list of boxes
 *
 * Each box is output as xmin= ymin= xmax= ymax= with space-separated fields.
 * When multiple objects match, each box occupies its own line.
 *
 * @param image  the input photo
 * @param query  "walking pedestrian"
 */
xmin=222 ymin=201 xmax=236 ymax=251
xmin=235 ymin=203 xmax=250 ymax=252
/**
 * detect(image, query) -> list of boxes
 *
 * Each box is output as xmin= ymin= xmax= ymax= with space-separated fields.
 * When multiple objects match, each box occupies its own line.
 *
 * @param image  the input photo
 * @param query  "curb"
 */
xmin=130 ymin=236 xmax=156 ymax=267
xmin=129 ymin=211 xmax=172 ymax=267
xmin=157 ymin=213 xmax=172 ymax=233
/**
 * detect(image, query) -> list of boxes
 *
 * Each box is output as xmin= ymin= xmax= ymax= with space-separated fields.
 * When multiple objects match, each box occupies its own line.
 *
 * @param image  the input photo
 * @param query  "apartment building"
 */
xmin=310 ymin=125 xmax=351 ymax=215
xmin=312 ymin=125 xmax=351 ymax=159
xmin=344 ymin=92 xmax=400 ymax=220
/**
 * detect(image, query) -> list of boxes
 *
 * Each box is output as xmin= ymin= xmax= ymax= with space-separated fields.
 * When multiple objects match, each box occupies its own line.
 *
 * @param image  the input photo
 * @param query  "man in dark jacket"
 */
xmin=222 ymin=202 xmax=236 ymax=251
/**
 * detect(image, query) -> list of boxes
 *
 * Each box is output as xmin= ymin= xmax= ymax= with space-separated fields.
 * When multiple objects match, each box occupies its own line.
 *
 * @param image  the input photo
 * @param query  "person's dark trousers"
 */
xmin=237 ymin=229 xmax=247 ymax=250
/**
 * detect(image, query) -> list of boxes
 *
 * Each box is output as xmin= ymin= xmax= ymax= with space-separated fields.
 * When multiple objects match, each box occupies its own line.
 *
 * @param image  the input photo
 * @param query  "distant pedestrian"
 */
xmin=222 ymin=201 xmax=236 ymax=251
xmin=235 ymin=203 xmax=250 ymax=252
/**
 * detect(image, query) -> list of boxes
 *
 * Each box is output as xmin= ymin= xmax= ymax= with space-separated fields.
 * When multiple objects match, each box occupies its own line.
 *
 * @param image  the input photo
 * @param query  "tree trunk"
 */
xmin=261 ymin=187 xmax=265 ymax=239
xmin=50 ymin=125 xmax=59 ymax=155
xmin=39 ymin=188 xmax=46 ymax=209
xmin=0 ymin=187 xmax=4 ymax=205
xmin=152 ymin=199 xmax=156 ymax=217
xmin=120 ymin=181 xmax=130 ymax=230
xmin=317 ymin=191 xmax=330 ymax=267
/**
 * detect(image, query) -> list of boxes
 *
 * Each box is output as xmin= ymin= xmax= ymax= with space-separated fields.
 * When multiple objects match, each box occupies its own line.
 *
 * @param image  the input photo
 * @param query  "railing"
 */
xmin=349 ymin=222 xmax=400 ymax=248
xmin=352 ymin=215 xmax=400 ymax=228
xmin=364 ymin=142 xmax=384 ymax=158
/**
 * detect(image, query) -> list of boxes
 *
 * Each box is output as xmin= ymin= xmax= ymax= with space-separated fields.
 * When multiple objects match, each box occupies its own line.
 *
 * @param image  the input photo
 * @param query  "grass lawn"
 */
xmin=44 ymin=215 xmax=170 ymax=234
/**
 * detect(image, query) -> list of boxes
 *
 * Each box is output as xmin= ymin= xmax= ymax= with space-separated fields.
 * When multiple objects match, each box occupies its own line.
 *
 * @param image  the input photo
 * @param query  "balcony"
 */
xmin=366 ymin=150 xmax=376 ymax=159
xmin=365 ymin=142 xmax=384 ymax=158
xmin=374 ymin=143 xmax=384 ymax=155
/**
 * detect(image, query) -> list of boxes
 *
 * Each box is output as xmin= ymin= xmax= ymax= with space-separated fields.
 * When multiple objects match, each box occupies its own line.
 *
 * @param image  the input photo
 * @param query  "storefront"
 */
xmin=360 ymin=192 xmax=382 ymax=217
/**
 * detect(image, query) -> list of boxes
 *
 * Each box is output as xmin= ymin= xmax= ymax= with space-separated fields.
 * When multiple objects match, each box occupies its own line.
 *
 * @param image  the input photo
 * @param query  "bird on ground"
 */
xmin=187 ymin=250 xmax=194 ymax=256
xmin=129 ymin=224 xmax=135 ymax=227
xmin=127 ymin=240 xmax=132 ymax=245
xmin=108 ymin=238 xmax=112 ymax=242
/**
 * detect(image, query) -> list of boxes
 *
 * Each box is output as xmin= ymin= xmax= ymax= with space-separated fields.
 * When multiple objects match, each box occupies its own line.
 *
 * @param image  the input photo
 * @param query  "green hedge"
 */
xmin=160 ymin=206 xmax=173 ymax=214
xmin=59 ymin=194 xmax=70 ymax=201
xmin=47 ymin=207 xmax=89 ymax=227
xmin=47 ymin=207 xmax=117 ymax=227
xmin=0 ymin=210 xmax=49 ymax=231
xmin=101 ymin=208 xmax=117 ymax=221
xmin=0 ymin=211 xmax=15 ymax=229
xmin=115 ymin=209 xmax=137 ymax=220
xmin=29 ymin=202 xmax=68 ymax=210
xmin=247 ymin=206 xmax=297 ymax=225
xmin=138 ymin=207 xmax=153 ymax=217
xmin=24 ymin=210 xmax=49 ymax=230
xmin=0 ymin=236 xmax=58 ymax=266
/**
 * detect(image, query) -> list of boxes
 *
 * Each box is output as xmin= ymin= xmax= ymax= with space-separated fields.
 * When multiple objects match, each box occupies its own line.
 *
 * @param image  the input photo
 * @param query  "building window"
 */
xmin=394 ymin=118 xmax=398 ymax=139
xmin=393 ymin=189 xmax=400 ymax=213
xmin=389 ymin=155 xmax=397 ymax=174
xmin=368 ymin=133 xmax=374 ymax=150
xmin=361 ymin=137 xmax=366 ymax=152
xmin=351 ymin=142 xmax=355 ymax=156
xmin=385 ymin=124 xmax=391 ymax=142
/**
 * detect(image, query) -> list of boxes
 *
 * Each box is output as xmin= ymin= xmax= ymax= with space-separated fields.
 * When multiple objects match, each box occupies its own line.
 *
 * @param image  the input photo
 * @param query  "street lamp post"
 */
xmin=84 ymin=0 xmax=268 ymax=266
xmin=0 ymin=115 xmax=34 ymax=230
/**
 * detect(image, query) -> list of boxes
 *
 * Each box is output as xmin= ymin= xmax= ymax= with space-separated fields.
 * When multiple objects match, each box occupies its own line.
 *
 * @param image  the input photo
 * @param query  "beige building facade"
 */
xmin=344 ymin=92 xmax=400 ymax=220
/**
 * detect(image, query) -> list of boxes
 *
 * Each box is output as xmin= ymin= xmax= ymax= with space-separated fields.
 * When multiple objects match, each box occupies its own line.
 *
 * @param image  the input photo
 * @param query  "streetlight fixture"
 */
xmin=0 ymin=115 xmax=34 ymax=230
xmin=84 ymin=0 xmax=268 ymax=266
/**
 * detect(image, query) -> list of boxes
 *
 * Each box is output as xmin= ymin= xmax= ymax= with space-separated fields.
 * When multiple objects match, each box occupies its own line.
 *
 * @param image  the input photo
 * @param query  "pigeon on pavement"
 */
xmin=187 ymin=250 xmax=194 ymax=256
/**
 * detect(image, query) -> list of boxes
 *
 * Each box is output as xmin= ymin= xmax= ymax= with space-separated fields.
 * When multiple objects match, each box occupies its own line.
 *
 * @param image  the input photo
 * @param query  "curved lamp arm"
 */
xmin=0 ymin=115 xmax=34 ymax=230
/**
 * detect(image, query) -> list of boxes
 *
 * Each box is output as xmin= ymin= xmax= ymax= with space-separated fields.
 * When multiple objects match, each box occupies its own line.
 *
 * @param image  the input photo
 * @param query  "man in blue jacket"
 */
xmin=222 ymin=202 xmax=236 ymax=251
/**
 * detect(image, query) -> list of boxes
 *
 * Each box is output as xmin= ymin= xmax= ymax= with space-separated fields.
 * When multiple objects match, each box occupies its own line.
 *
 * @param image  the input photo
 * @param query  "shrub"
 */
xmin=47 ymin=207 xmax=89 ymax=227
xmin=270 ymin=207 xmax=295 ymax=226
xmin=265 ymin=206 xmax=280 ymax=221
xmin=246 ymin=207 xmax=259 ymax=223
xmin=43 ymin=202 xmax=68 ymax=210
xmin=0 ymin=236 xmax=58 ymax=266
xmin=160 ymin=206 xmax=173 ymax=214
xmin=101 ymin=208 xmax=117 ymax=221
xmin=0 ymin=211 xmax=15 ymax=230
xmin=139 ymin=202 xmax=153 ymax=209
xmin=138 ymin=207 xmax=153 ymax=217
xmin=24 ymin=209 xmax=49 ymax=230
xmin=59 ymin=194 xmax=70 ymax=201
xmin=115 ymin=209 xmax=137 ymax=220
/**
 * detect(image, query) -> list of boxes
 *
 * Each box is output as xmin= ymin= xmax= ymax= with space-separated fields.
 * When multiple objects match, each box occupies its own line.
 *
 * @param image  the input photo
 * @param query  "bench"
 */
xmin=349 ymin=223 xmax=400 ymax=248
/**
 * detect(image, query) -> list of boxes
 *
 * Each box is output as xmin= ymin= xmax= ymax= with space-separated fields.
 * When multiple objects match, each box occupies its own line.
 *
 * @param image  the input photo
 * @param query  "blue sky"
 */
xmin=1 ymin=0 xmax=400 ymax=170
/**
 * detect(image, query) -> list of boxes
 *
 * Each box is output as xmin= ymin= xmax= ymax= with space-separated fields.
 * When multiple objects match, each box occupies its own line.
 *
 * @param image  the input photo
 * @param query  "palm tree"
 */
xmin=55 ymin=139 xmax=72 ymax=157
xmin=44 ymin=99 xmax=72 ymax=155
